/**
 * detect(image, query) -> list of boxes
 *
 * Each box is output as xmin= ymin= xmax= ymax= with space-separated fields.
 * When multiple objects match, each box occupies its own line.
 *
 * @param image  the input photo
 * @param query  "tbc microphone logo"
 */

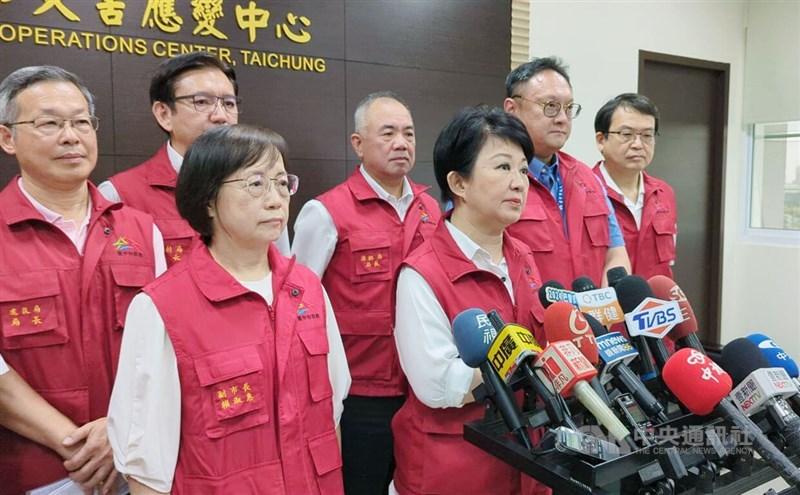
xmin=624 ymin=297 xmax=684 ymax=339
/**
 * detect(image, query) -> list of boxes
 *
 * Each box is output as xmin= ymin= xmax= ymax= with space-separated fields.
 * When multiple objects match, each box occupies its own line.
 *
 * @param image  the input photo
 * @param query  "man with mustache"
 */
xmin=593 ymin=93 xmax=677 ymax=280
xmin=292 ymin=92 xmax=441 ymax=495
xmin=504 ymin=57 xmax=631 ymax=288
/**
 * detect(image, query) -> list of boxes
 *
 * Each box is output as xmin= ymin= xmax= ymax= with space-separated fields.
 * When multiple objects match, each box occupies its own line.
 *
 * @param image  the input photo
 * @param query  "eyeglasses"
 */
xmin=173 ymin=94 xmax=242 ymax=115
xmin=511 ymin=96 xmax=582 ymax=119
xmin=606 ymin=130 xmax=657 ymax=146
xmin=222 ymin=173 xmax=299 ymax=198
xmin=4 ymin=115 xmax=99 ymax=135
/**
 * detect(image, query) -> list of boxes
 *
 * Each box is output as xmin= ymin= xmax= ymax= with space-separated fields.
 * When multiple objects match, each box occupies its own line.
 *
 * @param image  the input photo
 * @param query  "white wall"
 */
xmin=529 ymin=0 xmax=800 ymax=354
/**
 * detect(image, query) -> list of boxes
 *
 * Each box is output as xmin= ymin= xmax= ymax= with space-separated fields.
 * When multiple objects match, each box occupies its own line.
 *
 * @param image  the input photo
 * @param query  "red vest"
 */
xmin=507 ymin=152 xmax=610 ymax=288
xmin=593 ymin=164 xmax=677 ymax=280
xmin=109 ymin=145 xmax=197 ymax=267
xmin=0 ymin=180 xmax=157 ymax=495
xmin=145 ymin=243 xmax=343 ymax=495
xmin=391 ymin=220 xmax=547 ymax=495
xmin=316 ymin=168 xmax=440 ymax=396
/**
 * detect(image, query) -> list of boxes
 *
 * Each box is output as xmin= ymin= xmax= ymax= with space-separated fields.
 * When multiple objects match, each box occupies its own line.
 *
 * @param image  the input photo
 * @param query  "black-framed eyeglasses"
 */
xmin=511 ymin=95 xmax=582 ymax=119
xmin=3 ymin=115 xmax=99 ymax=135
xmin=222 ymin=173 xmax=299 ymax=198
xmin=606 ymin=130 xmax=657 ymax=146
xmin=173 ymin=94 xmax=242 ymax=115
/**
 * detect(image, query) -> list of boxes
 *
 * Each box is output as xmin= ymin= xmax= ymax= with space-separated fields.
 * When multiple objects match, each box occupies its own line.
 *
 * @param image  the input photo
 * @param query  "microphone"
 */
xmin=572 ymin=275 xmax=596 ymax=293
xmin=662 ymin=348 xmax=800 ymax=488
xmin=485 ymin=311 xmax=578 ymax=430
xmin=748 ymin=333 xmax=800 ymax=412
xmin=570 ymin=276 xmax=625 ymax=327
xmin=544 ymin=302 xmax=598 ymax=364
xmin=607 ymin=266 xmax=628 ymax=288
xmin=534 ymin=339 xmax=637 ymax=449
xmin=720 ymin=338 xmax=800 ymax=454
xmin=485 ymin=310 xmax=542 ymax=382
xmin=648 ymin=275 xmax=704 ymax=354
xmin=538 ymin=280 xmax=578 ymax=309
xmin=592 ymin=324 xmax=669 ymax=424
xmin=614 ymin=275 xmax=661 ymax=381
xmin=543 ymin=302 xmax=611 ymax=408
xmin=452 ymin=308 xmax=533 ymax=450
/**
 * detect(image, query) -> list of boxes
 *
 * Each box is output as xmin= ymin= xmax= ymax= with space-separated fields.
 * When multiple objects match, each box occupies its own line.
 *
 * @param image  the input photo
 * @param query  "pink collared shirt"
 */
xmin=17 ymin=178 xmax=168 ymax=274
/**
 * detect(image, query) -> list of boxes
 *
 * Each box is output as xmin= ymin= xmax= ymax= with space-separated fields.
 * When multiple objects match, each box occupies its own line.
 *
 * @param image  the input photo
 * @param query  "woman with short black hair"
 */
xmin=109 ymin=125 xmax=351 ymax=495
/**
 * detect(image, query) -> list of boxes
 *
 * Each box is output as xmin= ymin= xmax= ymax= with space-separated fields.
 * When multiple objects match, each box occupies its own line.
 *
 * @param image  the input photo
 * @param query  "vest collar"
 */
xmin=146 ymin=144 xmax=179 ymax=188
xmin=2 ymin=176 xmax=120 ymax=227
xmin=346 ymin=165 xmax=430 ymax=202
xmin=189 ymin=241 xmax=296 ymax=302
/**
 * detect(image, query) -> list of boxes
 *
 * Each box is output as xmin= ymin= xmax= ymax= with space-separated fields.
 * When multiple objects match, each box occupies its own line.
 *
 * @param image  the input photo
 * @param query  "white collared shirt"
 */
xmin=107 ymin=277 xmax=351 ymax=493
xmin=290 ymin=166 xmax=414 ymax=277
xmin=599 ymin=162 xmax=644 ymax=229
xmin=393 ymin=221 xmax=511 ymax=410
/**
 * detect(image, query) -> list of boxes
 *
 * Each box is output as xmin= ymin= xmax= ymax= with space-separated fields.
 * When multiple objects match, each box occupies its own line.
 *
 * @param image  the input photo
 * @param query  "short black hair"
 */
xmin=594 ymin=93 xmax=660 ymax=134
xmin=434 ymin=105 xmax=533 ymax=203
xmin=149 ymin=51 xmax=238 ymax=108
xmin=176 ymin=125 xmax=288 ymax=244
xmin=505 ymin=56 xmax=571 ymax=97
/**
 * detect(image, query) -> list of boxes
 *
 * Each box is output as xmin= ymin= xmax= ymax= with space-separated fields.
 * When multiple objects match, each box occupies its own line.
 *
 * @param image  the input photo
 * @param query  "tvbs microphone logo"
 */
xmin=624 ymin=297 xmax=684 ymax=338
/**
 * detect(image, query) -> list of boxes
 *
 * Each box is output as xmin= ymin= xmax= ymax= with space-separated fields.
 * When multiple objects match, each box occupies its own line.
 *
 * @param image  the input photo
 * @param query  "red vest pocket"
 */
xmin=297 ymin=325 xmax=333 ymax=402
xmin=652 ymin=217 xmax=677 ymax=263
xmin=348 ymin=232 xmax=392 ymax=282
xmin=307 ymin=429 xmax=345 ymax=494
xmin=110 ymin=264 xmax=154 ymax=330
xmin=0 ymin=271 xmax=67 ymax=349
xmin=193 ymin=346 xmax=270 ymax=438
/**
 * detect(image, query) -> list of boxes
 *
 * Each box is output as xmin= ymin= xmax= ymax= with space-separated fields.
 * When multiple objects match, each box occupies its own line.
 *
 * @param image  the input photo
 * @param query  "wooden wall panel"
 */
xmin=1 ymin=0 xmax=511 ymax=216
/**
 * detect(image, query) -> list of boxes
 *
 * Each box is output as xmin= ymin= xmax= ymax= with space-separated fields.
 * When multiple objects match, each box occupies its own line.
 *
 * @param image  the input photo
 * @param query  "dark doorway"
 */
xmin=638 ymin=51 xmax=729 ymax=348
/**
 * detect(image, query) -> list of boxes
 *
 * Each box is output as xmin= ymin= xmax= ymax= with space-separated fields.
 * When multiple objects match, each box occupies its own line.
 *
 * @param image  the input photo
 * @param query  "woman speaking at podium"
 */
xmin=391 ymin=107 xmax=548 ymax=495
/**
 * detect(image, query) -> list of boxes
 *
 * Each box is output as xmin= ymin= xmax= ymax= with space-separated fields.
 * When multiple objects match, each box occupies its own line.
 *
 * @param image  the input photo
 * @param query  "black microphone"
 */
xmin=592 ymin=322 xmax=669 ymax=424
xmin=607 ymin=266 xmax=628 ymax=288
xmin=485 ymin=310 xmax=578 ymax=430
xmin=663 ymin=349 xmax=800 ymax=488
xmin=720 ymin=338 xmax=800 ymax=455
xmin=615 ymin=275 xmax=671 ymax=381
xmin=452 ymin=308 xmax=533 ymax=450
xmin=571 ymin=275 xmax=596 ymax=293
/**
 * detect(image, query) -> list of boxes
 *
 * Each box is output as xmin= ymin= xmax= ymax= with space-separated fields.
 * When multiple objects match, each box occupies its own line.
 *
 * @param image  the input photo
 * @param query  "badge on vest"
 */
xmin=418 ymin=203 xmax=433 ymax=223
xmin=356 ymin=251 xmax=389 ymax=275
xmin=165 ymin=242 xmax=185 ymax=263
xmin=3 ymin=301 xmax=54 ymax=334
xmin=576 ymin=180 xmax=596 ymax=194
xmin=214 ymin=382 xmax=257 ymax=417
xmin=112 ymin=236 xmax=144 ymax=258
xmin=297 ymin=302 xmax=321 ymax=321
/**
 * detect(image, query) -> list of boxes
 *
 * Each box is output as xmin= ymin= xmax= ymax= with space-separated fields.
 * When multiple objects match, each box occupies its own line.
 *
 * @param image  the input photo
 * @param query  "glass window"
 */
xmin=750 ymin=121 xmax=800 ymax=231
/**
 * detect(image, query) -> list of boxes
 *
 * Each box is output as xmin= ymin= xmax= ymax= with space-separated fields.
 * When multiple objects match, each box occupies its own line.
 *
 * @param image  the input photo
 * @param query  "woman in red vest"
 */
xmin=391 ymin=107 xmax=549 ymax=495
xmin=108 ymin=125 xmax=351 ymax=495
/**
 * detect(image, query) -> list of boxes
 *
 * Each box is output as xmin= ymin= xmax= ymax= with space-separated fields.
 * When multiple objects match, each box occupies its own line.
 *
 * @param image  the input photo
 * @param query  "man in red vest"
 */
xmin=292 ymin=92 xmax=440 ymax=494
xmin=503 ymin=57 xmax=631 ymax=288
xmin=0 ymin=66 xmax=165 ymax=494
xmin=99 ymin=52 xmax=289 ymax=263
xmin=593 ymin=93 xmax=677 ymax=280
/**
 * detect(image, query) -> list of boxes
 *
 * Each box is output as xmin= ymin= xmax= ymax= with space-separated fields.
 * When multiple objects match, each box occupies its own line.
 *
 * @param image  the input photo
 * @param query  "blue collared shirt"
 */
xmin=530 ymin=155 xmax=624 ymax=247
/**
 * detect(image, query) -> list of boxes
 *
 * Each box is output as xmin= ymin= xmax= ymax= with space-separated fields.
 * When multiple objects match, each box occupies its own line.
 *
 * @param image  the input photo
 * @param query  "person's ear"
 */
xmin=447 ymin=171 xmax=468 ymax=201
xmin=152 ymin=101 xmax=175 ymax=134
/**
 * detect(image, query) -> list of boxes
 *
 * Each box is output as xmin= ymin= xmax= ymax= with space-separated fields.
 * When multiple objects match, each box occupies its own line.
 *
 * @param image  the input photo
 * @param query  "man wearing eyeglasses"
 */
xmin=504 ymin=57 xmax=630 ymax=289
xmin=593 ymin=93 xmax=677 ymax=280
xmin=0 ymin=66 xmax=165 ymax=495
xmin=99 ymin=52 xmax=291 ymax=266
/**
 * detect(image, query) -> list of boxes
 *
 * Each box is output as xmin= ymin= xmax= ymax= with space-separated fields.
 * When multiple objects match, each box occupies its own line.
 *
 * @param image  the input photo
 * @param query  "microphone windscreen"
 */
xmin=648 ymin=275 xmax=698 ymax=340
xmin=571 ymin=276 xmax=596 ymax=293
xmin=607 ymin=266 xmax=628 ymax=288
xmin=452 ymin=308 xmax=495 ymax=368
xmin=614 ymin=275 xmax=654 ymax=314
xmin=662 ymin=348 xmax=732 ymax=415
xmin=719 ymin=338 xmax=771 ymax=385
xmin=538 ymin=280 xmax=565 ymax=308
xmin=747 ymin=333 xmax=799 ymax=378
xmin=584 ymin=312 xmax=608 ymax=337
xmin=543 ymin=302 xmax=599 ymax=365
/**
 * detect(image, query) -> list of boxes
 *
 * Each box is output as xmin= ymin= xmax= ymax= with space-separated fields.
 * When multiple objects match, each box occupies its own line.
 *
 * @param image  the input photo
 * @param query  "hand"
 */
xmin=62 ymin=417 xmax=116 ymax=494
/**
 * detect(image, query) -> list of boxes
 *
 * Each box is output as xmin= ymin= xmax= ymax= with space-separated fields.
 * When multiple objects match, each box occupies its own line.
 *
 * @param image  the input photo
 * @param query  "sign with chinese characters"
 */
xmin=1 ymin=0 xmax=326 ymax=73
